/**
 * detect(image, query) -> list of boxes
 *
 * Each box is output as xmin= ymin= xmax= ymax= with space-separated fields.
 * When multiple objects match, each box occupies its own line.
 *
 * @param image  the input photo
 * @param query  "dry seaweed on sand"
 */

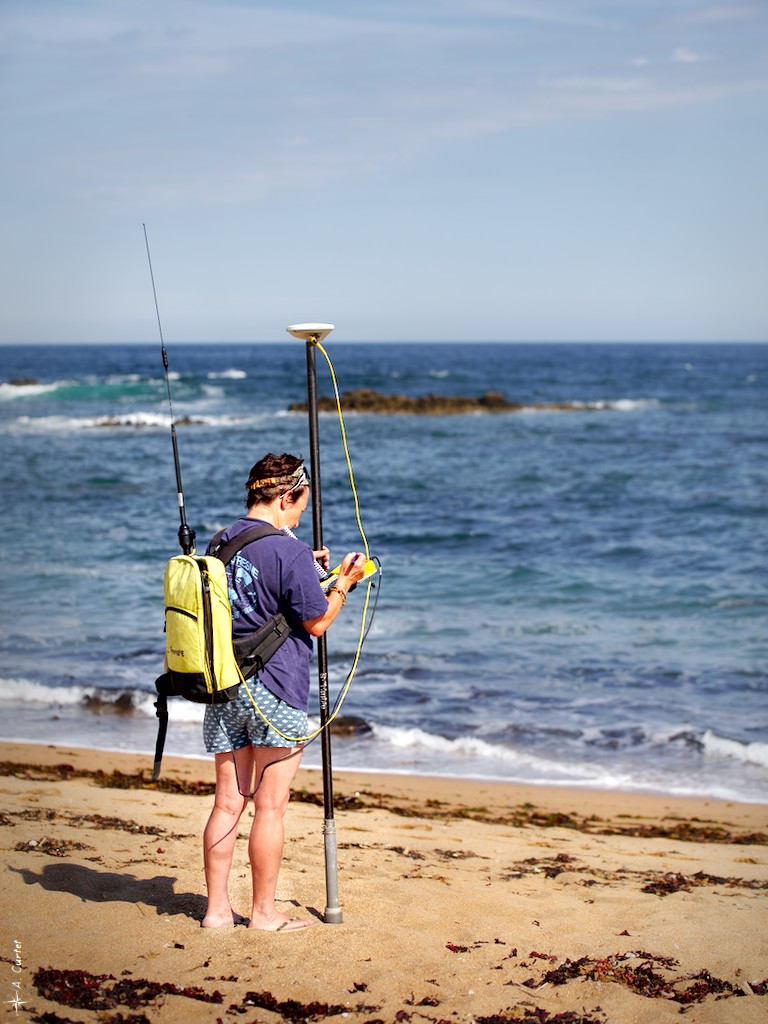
xmin=2 ymin=760 xmax=764 ymax=844
xmin=641 ymin=870 xmax=768 ymax=896
xmin=32 ymin=1013 xmax=150 ymax=1024
xmin=522 ymin=951 xmax=768 ymax=1004
xmin=0 ymin=760 xmax=217 ymax=796
xmin=475 ymin=1010 xmax=606 ymax=1024
xmin=33 ymin=967 xmax=224 ymax=1010
xmin=7 ymin=805 xmax=182 ymax=837
xmin=237 ymin=991 xmax=381 ymax=1020
xmin=14 ymin=837 xmax=93 ymax=857
xmin=497 ymin=855 xmax=768 ymax=898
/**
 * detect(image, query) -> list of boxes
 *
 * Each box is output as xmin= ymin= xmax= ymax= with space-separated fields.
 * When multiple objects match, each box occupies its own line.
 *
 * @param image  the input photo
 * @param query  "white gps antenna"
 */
xmin=286 ymin=323 xmax=335 ymax=343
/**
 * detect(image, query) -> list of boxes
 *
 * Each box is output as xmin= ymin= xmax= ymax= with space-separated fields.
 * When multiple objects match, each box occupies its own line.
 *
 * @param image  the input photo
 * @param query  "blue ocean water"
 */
xmin=1 ymin=341 xmax=766 ymax=802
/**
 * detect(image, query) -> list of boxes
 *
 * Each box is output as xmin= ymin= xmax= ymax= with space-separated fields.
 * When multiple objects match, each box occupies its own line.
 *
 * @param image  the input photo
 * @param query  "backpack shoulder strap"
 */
xmin=209 ymin=524 xmax=284 ymax=566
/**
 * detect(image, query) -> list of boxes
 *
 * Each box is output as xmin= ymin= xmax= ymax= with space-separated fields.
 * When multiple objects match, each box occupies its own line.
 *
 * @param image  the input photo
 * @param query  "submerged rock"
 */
xmin=329 ymin=715 xmax=373 ymax=736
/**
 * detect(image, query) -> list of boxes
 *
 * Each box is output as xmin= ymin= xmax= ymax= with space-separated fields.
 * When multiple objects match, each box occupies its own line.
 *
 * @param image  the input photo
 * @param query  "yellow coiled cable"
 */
xmin=237 ymin=338 xmax=377 ymax=743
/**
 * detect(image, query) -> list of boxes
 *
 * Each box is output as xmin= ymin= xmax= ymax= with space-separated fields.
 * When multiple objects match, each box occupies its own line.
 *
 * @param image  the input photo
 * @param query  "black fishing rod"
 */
xmin=143 ymin=224 xmax=196 ymax=556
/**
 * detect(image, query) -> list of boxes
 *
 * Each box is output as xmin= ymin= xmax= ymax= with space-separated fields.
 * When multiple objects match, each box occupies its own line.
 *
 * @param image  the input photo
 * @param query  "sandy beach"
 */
xmin=1 ymin=741 xmax=766 ymax=1023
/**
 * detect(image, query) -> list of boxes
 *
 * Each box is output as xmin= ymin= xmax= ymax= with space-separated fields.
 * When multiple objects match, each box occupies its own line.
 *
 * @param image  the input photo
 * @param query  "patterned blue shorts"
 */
xmin=203 ymin=681 xmax=308 ymax=753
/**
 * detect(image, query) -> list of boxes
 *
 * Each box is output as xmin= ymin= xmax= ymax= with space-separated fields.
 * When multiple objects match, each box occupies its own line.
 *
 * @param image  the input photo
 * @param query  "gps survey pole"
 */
xmin=286 ymin=323 xmax=342 ymax=924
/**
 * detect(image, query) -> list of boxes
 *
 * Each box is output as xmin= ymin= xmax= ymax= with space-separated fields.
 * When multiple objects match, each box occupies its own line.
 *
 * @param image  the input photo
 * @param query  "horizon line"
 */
xmin=2 ymin=338 xmax=767 ymax=347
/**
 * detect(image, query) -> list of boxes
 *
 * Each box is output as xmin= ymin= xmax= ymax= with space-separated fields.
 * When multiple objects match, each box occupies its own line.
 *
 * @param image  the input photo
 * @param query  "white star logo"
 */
xmin=6 ymin=994 xmax=26 ymax=1013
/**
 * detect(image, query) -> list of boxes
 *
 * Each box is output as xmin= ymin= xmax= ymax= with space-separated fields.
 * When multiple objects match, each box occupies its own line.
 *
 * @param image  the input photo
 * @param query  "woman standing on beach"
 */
xmin=201 ymin=453 xmax=365 ymax=932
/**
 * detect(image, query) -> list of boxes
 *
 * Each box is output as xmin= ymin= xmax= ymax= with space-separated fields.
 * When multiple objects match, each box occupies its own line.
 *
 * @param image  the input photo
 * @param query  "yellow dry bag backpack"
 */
xmin=163 ymin=552 xmax=241 ymax=699
xmin=152 ymin=525 xmax=291 ymax=778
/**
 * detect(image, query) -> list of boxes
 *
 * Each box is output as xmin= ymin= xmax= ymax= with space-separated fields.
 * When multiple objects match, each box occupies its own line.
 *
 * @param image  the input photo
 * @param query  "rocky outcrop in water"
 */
xmin=289 ymin=388 xmax=592 ymax=415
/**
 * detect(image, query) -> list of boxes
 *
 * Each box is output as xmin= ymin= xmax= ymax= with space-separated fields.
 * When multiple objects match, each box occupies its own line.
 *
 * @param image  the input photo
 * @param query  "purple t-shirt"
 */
xmin=211 ymin=516 xmax=328 ymax=711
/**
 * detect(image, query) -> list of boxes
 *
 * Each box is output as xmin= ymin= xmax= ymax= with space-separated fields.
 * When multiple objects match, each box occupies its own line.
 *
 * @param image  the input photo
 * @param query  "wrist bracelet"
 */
xmin=333 ymin=587 xmax=347 ymax=606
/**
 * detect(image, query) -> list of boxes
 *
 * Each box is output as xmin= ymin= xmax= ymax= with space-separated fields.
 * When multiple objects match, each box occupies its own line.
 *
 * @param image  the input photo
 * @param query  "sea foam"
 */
xmin=207 ymin=369 xmax=247 ymax=380
xmin=0 ymin=381 xmax=67 ymax=400
xmin=10 ymin=411 xmax=263 ymax=432
xmin=702 ymin=730 xmax=768 ymax=769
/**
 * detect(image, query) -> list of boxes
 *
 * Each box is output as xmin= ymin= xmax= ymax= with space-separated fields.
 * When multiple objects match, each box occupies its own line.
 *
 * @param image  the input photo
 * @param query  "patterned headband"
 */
xmin=246 ymin=465 xmax=306 ymax=491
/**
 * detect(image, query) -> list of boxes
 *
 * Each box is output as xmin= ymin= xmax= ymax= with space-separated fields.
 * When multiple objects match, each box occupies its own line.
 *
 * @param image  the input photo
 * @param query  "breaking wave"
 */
xmin=207 ymin=369 xmax=247 ymax=380
xmin=0 ymin=380 xmax=69 ymax=400
xmin=9 ymin=411 xmax=264 ymax=432
xmin=701 ymin=729 xmax=768 ymax=769
xmin=1 ymin=676 xmax=765 ymax=800
xmin=569 ymin=398 xmax=660 ymax=412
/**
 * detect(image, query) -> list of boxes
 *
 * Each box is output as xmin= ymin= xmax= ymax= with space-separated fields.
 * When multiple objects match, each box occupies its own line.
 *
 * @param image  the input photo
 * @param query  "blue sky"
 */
xmin=1 ymin=0 xmax=766 ymax=343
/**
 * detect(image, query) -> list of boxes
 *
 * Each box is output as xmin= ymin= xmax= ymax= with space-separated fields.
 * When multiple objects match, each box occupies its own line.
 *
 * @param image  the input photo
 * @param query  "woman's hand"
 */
xmin=336 ymin=552 xmax=366 ymax=592
xmin=313 ymin=546 xmax=330 ymax=571
xmin=303 ymin=551 xmax=367 ymax=637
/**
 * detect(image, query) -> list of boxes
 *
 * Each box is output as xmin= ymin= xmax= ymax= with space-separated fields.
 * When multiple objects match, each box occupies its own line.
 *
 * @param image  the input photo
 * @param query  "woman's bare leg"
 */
xmin=247 ymin=745 xmax=311 ymax=930
xmin=202 ymin=747 xmax=253 ymax=927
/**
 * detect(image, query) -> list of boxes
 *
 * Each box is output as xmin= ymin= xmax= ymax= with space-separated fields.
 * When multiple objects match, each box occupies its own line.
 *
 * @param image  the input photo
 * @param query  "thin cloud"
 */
xmin=673 ymin=47 xmax=712 ymax=64
xmin=445 ymin=0 xmax=611 ymax=28
xmin=551 ymin=76 xmax=649 ymax=93
xmin=676 ymin=4 xmax=759 ymax=24
xmin=2 ymin=0 xmax=766 ymax=211
xmin=135 ymin=55 xmax=234 ymax=78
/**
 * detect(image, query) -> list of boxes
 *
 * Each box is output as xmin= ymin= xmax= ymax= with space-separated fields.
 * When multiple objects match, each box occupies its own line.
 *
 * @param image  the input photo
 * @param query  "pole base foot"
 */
xmin=323 ymin=906 xmax=344 ymax=925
